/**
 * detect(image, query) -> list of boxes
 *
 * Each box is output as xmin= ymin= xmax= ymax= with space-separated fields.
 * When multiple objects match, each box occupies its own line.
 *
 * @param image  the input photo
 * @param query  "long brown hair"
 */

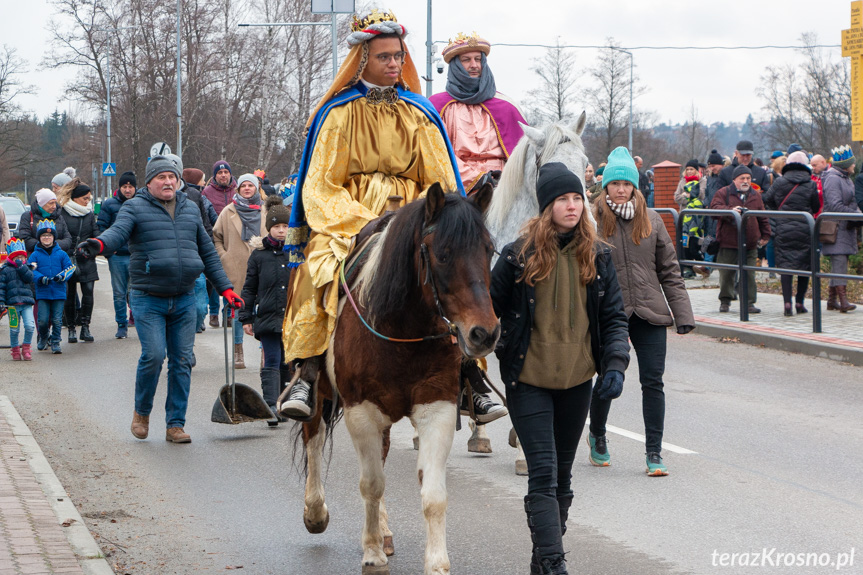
xmin=517 ymin=203 xmax=598 ymax=286
xmin=593 ymin=187 xmax=652 ymax=245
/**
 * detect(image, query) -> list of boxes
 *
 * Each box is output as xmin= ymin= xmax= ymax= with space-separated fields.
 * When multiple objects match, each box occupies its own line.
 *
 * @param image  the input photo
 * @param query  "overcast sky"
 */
xmin=6 ymin=0 xmax=852 ymax=126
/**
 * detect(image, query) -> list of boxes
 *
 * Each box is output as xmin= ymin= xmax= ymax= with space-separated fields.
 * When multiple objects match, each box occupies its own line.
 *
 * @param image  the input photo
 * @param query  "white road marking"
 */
xmin=586 ymin=418 xmax=698 ymax=454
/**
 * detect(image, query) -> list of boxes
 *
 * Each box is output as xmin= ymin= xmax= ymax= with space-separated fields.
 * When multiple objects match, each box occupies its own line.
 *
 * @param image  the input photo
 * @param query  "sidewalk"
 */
xmin=0 ymin=397 xmax=113 ymax=575
xmin=684 ymin=275 xmax=863 ymax=366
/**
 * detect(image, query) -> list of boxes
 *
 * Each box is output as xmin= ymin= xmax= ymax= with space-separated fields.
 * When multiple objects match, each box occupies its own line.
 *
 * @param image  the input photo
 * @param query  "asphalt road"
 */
xmin=1 ymin=268 xmax=861 ymax=575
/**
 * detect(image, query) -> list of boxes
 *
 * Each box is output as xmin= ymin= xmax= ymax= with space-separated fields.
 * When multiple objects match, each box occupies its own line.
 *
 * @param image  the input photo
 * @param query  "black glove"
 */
xmin=52 ymin=273 xmax=64 ymax=283
xmin=594 ymin=370 xmax=624 ymax=401
xmin=40 ymin=277 xmax=50 ymax=286
xmin=76 ymin=238 xmax=103 ymax=260
xmin=677 ymin=325 xmax=695 ymax=335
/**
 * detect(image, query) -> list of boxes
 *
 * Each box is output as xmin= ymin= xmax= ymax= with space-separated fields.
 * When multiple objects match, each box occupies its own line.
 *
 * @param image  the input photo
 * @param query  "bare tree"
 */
xmin=0 ymin=45 xmax=35 ymax=175
xmin=677 ymin=103 xmax=713 ymax=162
xmin=758 ymin=33 xmax=852 ymax=155
xmin=525 ymin=42 xmax=579 ymax=124
xmin=583 ymin=38 xmax=646 ymax=160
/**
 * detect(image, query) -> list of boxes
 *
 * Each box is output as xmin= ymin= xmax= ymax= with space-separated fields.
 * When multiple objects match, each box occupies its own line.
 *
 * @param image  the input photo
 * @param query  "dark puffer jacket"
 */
xmin=239 ymin=238 xmax=291 ymax=338
xmin=719 ymin=158 xmax=771 ymax=191
xmin=96 ymin=188 xmax=231 ymax=297
xmin=97 ymin=190 xmax=133 ymax=256
xmin=59 ymin=206 xmax=99 ymax=283
xmin=762 ymin=164 xmax=821 ymax=271
xmin=0 ymin=261 xmax=35 ymax=306
xmin=17 ymin=200 xmax=73 ymax=254
xmin=183 ymin=182 xmax=217 ymax=238
xmin=490 ymin=241 xmax=630 ymax=389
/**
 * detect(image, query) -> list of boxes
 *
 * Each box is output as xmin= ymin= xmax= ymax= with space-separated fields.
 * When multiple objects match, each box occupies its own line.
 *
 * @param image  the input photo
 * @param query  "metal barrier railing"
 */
xmin=664 ymin=207 xmax=863 ymax=333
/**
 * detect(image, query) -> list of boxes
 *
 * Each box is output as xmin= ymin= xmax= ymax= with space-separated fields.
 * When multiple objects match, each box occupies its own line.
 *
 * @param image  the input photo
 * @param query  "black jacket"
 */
xmin=96 ymin=188 xmax=231 ymax=297
xmin=762 ymin=165 xmax=821 ymax=271
xmin=17 ymin=200 xmax=73 ymax=254
xmin=239 ymin=240 xmax=291 ymax=338
xmin=97 ymin=190 xmax=132 ymax=256
xmin=59 ymin=207 xmax=99 ymax=283
xmin=719 ymin=158 xmax=770 ymax=191
xmin=490 ymin=241 xmax=630 ymax=389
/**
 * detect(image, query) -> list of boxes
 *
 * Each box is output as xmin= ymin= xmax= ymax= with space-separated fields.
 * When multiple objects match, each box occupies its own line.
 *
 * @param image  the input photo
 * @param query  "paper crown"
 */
xmin=442 ymin=31 xmax=491 ymax=64
xmin=253 ymin=169 xmax=266 ymax=179
xmin=36 ymin=219 xmax=56 ymax=236
xmin=351 ymin=8 xmax=398 ymax=33
xmin=6 ymin=238 xmax=26 ymax=259
xmin=831 ymin=145 xmax=854 ymax=163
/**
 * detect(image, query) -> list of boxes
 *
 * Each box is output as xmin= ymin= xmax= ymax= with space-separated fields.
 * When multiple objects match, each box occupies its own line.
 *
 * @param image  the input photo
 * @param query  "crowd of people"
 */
xmin=0 ymin=7 xmax=861 ymax=575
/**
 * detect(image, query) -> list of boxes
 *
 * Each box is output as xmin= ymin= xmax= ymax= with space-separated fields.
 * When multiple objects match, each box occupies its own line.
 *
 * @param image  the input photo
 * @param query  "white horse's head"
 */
xmin=486 ymin=112 xmax=591 ymax=255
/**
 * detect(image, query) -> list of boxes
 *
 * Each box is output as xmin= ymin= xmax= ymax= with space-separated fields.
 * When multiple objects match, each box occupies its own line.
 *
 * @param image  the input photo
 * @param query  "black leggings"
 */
xmin=780 ymin=274 xmax=809 ymax=305
xmin=65 ymin=280 xmax=94 ymax=326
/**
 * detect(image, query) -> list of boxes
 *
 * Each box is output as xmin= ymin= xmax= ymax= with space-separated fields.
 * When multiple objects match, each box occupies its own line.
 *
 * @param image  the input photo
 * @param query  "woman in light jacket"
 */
xmin=820 ymin=147 xmax=861 ymax=313
xmin=590 ymin=147 xmax=695 ymax=477
xmin=213 ymin=173 xmax=267 ymax=367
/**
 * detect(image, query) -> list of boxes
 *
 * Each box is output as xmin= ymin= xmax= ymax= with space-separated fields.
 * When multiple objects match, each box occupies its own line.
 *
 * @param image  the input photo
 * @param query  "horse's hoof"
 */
xmin=508 ymin=427 xmax=518 ymax=449
xmin=515 ymin=458 xmax=528 ymax=476
xmin=383 ymin=535 xmax=395 ymax=556
xmin=467 ymin=437 xmax=492 ymax=453
xmin=413 ymin=436 xmax=419 ymax=450
xmin=303 ymin=510 xmax=329 ymax=534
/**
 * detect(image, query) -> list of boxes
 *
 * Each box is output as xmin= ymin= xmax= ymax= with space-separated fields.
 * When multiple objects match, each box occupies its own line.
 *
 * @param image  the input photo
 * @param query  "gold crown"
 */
xmin=448 ymin=31 xmax=482 ymax=47
xmin=442 ymin=31 xmax=490 ymax=63
xmin=351 ymin=8 xmax=398 ymax=32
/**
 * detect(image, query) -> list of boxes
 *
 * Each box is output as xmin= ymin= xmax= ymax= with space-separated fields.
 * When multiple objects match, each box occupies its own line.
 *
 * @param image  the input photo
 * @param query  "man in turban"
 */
xmin=280 ymin=9 xmax=508 ymax=422
xmin=430 ymin=32 xmax=528 ymax=192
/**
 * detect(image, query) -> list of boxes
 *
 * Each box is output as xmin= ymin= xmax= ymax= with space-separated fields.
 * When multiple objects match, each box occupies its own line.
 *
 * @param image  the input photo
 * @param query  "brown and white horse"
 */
xmin=298 ymin=182 xmax=499 ymax=575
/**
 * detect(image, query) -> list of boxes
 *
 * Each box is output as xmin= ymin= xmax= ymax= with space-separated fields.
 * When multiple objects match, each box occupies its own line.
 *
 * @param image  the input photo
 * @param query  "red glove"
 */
xmin=221 ymin=289 xmax=245 ymax=309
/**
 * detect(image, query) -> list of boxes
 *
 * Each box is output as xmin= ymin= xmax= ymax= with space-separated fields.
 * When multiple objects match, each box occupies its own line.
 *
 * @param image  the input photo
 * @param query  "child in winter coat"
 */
xmin=0 ymin=239 xmax=37 ymax=360
xmin=239 ymin=195 xmax=293 ymax=424
xmin=27 ymin=220 xmax=75 ymax=354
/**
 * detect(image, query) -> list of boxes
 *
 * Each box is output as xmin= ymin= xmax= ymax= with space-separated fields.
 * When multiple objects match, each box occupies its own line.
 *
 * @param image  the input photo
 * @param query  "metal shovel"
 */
xmin=211 ymin=305 xmax=274 ymax=424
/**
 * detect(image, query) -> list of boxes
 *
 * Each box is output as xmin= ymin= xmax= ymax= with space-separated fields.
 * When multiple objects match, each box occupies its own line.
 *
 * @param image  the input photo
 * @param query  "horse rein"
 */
xmin=339 ymin=224 xmax=457 ymax=344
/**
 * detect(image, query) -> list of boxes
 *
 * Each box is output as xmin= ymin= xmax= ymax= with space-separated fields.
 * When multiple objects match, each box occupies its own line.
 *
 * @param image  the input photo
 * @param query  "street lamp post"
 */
xmin=425 ymin=0 xmax=432 ymax=97
xmin=176 ymin=0 xmax=182 ymax=157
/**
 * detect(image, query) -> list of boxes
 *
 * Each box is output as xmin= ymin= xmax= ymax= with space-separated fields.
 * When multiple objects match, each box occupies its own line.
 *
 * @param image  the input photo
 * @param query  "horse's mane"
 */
xmin=357 ymin=193 xmax=489 ymax=325
xmin=487 ymin=122 xmax=585 ymax=236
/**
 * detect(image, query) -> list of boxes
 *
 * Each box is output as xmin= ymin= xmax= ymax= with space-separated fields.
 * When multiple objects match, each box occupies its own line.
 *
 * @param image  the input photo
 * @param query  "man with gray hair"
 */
xmin=76 ymin=156 xmax=243 ymax=444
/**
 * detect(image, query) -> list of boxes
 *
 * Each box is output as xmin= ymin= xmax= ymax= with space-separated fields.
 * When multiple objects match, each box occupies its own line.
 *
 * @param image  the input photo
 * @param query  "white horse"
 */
xmin=477 ymin=112 xmax=592 ymax=469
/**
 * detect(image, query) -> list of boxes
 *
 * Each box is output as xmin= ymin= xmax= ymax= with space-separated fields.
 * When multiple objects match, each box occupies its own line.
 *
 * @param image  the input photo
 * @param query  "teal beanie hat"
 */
xmin=601 ymin=146 xmax=640 ymax=190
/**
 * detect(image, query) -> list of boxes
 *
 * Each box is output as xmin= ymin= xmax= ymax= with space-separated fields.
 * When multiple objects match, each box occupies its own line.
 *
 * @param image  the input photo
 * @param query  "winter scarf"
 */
xmin=62 ymin=201 xmax=92 ymax=217
xmin=445 ymin=54 xmax=496 ymax=105
xmin=606 ymin=197 xmax=636 ymax=220
xmin=263 ymin=235 xmax=284 ymax=250
xmin=232 ymin=192 xmax=262 ymax=242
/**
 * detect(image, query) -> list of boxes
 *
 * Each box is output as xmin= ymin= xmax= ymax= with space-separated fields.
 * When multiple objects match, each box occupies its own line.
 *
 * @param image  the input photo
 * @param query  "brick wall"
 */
xmin=651 ymin=160 xmax=682 ymax=240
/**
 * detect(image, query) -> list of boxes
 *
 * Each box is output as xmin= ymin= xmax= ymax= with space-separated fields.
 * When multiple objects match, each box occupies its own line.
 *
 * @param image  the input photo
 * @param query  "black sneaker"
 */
xmin=51 ymin=342 xmax=62 ymax=354
xmin=115 ymin=324 xmax=128 ymax=339
xmin=37 ymin=335 xmax=48 ymax=351
xmin=460 ymin=390 xmax=508 ymax=424
xmin=279 ymin=380 xmax=313 ymax=419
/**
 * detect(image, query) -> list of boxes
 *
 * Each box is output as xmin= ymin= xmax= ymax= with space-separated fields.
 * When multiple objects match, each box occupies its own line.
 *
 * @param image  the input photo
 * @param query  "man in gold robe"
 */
xmin=279 ymin=9 xmax=476 ymax=419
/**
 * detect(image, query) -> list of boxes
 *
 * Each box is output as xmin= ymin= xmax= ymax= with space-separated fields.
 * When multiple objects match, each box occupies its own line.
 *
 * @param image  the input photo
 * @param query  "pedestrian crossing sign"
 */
xmin=102 ymin=163 xmax=117 ymax=177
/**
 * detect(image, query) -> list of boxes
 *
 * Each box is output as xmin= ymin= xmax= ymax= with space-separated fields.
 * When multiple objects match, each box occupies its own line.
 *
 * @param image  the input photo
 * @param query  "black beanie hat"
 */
xmin=264 ymin=194 xmax=291 ymax=231
xmin=536 ymin=162 xmax=584 ymax=214
xmin=685 ymin=159 xmax=700 ymax=170
xmin=708 ymin=149 xmax=723 ymax=165
xmin=71 ymin=183 xmax=91 ymax=199
xmin=732 ymin=165 xmax=752 ymax=180
xmin=119 ymin=171 xmax=137 ymax=188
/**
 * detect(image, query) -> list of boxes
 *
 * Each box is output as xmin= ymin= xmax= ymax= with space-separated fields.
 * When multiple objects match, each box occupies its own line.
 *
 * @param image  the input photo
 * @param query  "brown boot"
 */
xmin=827 ymin=286 xmax=839 ymax=311
xmin=131 ymin=412 xmax=149 ymax=439
xmin=836 ymin=285 xmax=857 ymax=313
xmin=234 ymin=343 xmax=245 ymax=369
xmin=165 ymin=427 xmax=191 ymax=443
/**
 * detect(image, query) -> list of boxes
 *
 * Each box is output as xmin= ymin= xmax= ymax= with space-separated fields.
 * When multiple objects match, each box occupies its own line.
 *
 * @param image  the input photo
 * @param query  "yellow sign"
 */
xmin=847 ymin=2 xmax=863 ymax=140
xmin=854 ymin=0 xmax=862 ymax=26
xmin=842 ymin=28 xmax=863 ymax=56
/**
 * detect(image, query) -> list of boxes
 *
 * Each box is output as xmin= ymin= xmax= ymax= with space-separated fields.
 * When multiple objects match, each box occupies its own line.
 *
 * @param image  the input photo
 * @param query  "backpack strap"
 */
xmin=777 ymin=184 xmax=800 ymax=211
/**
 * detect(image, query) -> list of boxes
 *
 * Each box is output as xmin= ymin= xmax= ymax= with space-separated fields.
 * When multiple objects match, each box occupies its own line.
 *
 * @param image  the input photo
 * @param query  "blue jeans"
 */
xmin=108 ymin=255 xmax=131 ymax=325
xmin=765 ymin=238 xmax=776 ymax=268
xmin=232 ymin=312 xmax=244 ymax=344
xmin=507 ymin=380 xmax=591 ymax=498
xmin=208 ymin=285 xmax=220 ymax=316
xmin=194 ymin=273 xmax=208 ymax=330
xmin=37 ymin=299 xmax=65 ymax=345
xmin=130 ymin=289 xmax=196 ymax=428
xmin=9 ymin=305 xmax=35 ymax=347
xmin=259 ymin=332 xmax=283 ymax=369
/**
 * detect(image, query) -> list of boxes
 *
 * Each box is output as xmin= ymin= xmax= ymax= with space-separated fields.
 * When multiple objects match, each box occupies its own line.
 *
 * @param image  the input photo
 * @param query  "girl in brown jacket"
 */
xmin=590 ymin=147 xmax=695 ymax=477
